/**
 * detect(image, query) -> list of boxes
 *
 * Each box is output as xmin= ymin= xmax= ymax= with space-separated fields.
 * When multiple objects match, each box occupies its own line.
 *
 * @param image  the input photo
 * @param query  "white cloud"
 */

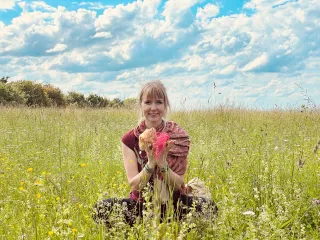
xmin=1 ymin=0 xmax=320 ymax=109
xmin=78 ymin=1 xmax=112 ymax=10
xmin=0 ymin=0 xmax=15 ymax=10
xmin=91 ymin=31 xmax=112 ymax=39
xmin=196 ymin=3 xmax=219 ymax=22
xmin=242 ymin=53 xmax=269 ymax=72
xmin=46 ymin=43 xmax=67 ymax=53
xmin=29 ymin=1 xmax=56 ymax=12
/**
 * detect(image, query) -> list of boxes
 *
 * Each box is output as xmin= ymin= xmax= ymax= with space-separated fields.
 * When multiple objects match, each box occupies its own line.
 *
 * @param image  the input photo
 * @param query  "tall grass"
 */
xmin=0 ymin=107 xmax=319 ymax=239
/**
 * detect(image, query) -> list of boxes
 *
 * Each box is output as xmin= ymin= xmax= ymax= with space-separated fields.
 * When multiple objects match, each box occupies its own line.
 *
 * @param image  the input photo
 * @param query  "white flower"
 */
xmin=242 ymin=211 xmax=255 ymax=216
xmin=274 ymin=146 xmax=279 ymax=151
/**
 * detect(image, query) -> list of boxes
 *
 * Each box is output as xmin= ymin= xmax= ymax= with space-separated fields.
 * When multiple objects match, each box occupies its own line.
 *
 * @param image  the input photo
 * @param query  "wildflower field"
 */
xmin=0 ymin=107 xmax=320 ymax=239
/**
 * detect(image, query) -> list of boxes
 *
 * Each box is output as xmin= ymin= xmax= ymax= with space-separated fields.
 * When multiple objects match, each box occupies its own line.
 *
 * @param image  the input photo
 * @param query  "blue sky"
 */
xmin=0 ymin=0 xmax=319 ymax=110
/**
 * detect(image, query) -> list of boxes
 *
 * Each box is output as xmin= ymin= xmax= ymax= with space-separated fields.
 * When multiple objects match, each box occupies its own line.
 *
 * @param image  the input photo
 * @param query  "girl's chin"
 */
xmin=146 ymin=116 xmax=162 ymax=122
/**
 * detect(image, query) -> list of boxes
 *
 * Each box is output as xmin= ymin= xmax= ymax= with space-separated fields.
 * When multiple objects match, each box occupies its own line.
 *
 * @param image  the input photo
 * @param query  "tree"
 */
xmin=86 ymin=93 xmax=109 ymax=108
xmin=66 ymin=91 xmax=87 ymax=107
xmin=0 ymin=82 xmax=24 ymax=105
xmin=123 ymin=97 xmax=137 ymax=109
xmin=0 ymin=76 xmax=9 ymax=84
xmin=9 ymin=80 xmax=49 ymax=107
xmin=43 ymin=84 xmax=66 ymax=107
xmin=110 ymin=98 xmax=123 ymax=108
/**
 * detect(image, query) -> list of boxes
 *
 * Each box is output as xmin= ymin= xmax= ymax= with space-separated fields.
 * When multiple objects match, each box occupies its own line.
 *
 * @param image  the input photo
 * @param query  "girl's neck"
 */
xmin=145 ymin=119 xmax=163 ymax=129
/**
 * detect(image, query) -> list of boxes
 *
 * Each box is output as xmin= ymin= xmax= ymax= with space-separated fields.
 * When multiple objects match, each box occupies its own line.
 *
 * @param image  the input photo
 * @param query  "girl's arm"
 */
xmin=160 ymin=168 xmax=184 ymax=191
xmin=122 ymin=143 xmax=155 ymax=191
xmin=157 ymin=140 xmax=185 ymax=191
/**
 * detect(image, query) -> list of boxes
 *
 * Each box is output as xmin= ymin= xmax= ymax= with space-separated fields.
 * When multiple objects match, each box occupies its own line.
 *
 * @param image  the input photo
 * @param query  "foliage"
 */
xmin=66 ymin=91 xmax=87 ymax=107
xmin=0 ymin=76 xmax=9 ymax=84
xmin=0 ymin=83 xmax=24 ymax=105
xmin=43 ymin=84 xmax=66 ymax=107
xmin=0 ymin=77 xmax=129 ymax=108
xmin=0 ymin=108 xmax=320 ymax=239
xmin=86 ymin=94 xmax=109 ymax=108
xmin=109 ymin=98 xmax=123 ymax=108
xmin=123 ymin=97 xmax=137 ymax=109
xmin=9 ymin=80 xmax=49 ymax=107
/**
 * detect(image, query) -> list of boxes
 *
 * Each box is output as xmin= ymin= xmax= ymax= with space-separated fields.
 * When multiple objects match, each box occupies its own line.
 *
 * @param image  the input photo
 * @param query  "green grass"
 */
xmin=0 ymin=107 xmax=320 ymax=239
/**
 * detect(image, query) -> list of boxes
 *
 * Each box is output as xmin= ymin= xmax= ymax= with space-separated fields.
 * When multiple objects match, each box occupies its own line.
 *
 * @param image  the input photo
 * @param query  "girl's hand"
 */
xmin=145 ymin=143 xmax=156 ymax=168
xmin=157 ymin=140 xmax=175 ymax=168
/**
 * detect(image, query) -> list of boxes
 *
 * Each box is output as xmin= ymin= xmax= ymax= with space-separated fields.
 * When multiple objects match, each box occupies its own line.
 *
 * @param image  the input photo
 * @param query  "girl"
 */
xmin=93 ymin=80 xmax=217 ymax=226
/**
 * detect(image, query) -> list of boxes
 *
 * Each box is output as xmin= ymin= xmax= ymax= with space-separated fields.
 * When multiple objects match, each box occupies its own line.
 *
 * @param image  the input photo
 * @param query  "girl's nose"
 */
xmin=150 ymin=103 xmax=157 ymax=109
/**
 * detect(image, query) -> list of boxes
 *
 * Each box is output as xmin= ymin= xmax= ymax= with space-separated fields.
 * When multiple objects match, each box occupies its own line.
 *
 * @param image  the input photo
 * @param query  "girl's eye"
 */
xmin=156 ymin=101 xmax=163 ymax=104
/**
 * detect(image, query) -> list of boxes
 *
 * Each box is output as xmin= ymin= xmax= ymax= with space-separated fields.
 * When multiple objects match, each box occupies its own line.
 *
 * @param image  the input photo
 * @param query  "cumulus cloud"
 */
xmin=78 ymin=2 xmax=112 ymax=10
xmin=1 ymin=0 xmax=320 ymax=109
xmin=0 ymin=0 xmax=15 ymax=10
xmin=242 ymin=53 xmax=269 ymax=72
xmin=46 ymin=43 xmax=67 ymax=53
xmin=196 ymin=3 xmax=219 ymax=22
xmin=29 ymin=1 xmax=56 ymax=12
xmin=91 ymin=31 xmax=112 ymax=39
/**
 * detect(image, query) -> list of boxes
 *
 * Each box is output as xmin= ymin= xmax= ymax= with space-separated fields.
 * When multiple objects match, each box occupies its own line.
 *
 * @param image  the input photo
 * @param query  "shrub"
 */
xmin=86 ymin=93 xmax=109 ymax=108
xmin=0 ymin=82 xmax=24 ymax=105
xmin=109 ymin=98 xmax=123 ymax=108
xmin=66 ymin=91 xmax=87 ymax=107
xmin=8 ymin=80 xmax=49 ymax=107
xmin=123 ymin=97 xmax=137 ymax=109
xmin=43 ymin=84 xmax=66 ymax=107
xmin=0 ymin=76 xmax=9 ymax=84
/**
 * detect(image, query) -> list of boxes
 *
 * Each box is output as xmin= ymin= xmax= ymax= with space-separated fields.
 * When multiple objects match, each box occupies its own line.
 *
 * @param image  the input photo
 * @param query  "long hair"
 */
xmin=138 ymin=80 xmax=171 ymax=122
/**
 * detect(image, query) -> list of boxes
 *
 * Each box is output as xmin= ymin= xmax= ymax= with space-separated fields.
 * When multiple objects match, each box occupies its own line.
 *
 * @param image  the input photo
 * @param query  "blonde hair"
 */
xmin=138 ymin=80 xmax=170 ymax=120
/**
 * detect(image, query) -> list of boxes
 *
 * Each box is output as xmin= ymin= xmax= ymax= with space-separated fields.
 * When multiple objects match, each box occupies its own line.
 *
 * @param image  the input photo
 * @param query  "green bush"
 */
xmin=9 ymin=80 xmax=49 ymax=107
xmin=123 ymin=97 xmax=137 ymax=109
xmin=109 ymin=98 xmax=123 ymax=108
xmin=0 ymin=83 xmax=24 ymax=105
xmin=0 ymin=76 xmax=9 ymax=84
xmin=43 ymin=84 xmax=66 ymax=107
xmin=66 ymin=91 xmax=87 ymax=107
xmin=86 ymin=93 xmax=109 ymax=108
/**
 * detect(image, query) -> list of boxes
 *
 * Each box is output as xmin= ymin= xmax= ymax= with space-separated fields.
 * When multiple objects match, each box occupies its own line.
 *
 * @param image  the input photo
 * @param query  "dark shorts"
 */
xmin=92 ymin=191 xmax=218 ymax=226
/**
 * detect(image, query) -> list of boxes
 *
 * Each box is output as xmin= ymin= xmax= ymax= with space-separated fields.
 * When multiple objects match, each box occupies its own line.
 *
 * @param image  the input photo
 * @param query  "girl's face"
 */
xmin=141 ymin=93 xmax=166 ymax=127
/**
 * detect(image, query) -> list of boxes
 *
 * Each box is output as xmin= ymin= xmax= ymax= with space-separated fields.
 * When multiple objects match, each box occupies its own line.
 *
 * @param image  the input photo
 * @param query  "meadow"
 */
xmin=0 ymin=107 xmax=320 ymax=239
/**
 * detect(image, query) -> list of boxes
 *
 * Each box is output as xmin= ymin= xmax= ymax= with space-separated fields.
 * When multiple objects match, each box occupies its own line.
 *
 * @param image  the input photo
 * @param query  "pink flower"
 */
xmin=153 ymin=132 xmax=169 ymax=160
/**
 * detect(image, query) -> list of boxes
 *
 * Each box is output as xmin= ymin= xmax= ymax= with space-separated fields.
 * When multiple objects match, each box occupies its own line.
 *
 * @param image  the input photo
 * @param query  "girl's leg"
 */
xmin=92 ymin=198 xmax=143 ymax=226
xmin=173 ymin=192 xmax=218 ymax=219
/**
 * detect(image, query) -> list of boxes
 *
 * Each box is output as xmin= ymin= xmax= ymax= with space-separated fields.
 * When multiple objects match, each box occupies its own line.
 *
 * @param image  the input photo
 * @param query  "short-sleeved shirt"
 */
xmin=121 ymin=129 xmax=148 ymax=172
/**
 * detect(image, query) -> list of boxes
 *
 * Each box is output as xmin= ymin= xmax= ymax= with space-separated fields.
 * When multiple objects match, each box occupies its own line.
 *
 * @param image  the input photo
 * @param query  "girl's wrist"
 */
xmin=159 ymin=163 xmax=169 ymax=173
xmin=144 ymin=162 xmax=155 ymax=174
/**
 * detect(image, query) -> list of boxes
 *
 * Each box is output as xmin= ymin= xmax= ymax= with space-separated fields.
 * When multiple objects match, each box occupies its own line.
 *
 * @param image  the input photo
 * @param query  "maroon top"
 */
xmin=121 ymin=120 xmax=190 ymax=201
xmin=121 ymin=129 xmax=148 ymax=173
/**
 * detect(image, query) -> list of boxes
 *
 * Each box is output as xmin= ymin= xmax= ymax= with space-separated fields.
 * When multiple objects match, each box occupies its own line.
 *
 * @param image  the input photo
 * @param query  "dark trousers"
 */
xmin=93 ymin=192 xmax=218 ymax=226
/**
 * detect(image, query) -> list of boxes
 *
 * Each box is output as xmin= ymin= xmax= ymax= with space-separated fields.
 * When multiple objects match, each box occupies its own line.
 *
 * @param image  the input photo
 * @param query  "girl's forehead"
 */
xmin=142 ymin=91 xmax=164 ymax=100
xmin=143 ymin=96 xmax=164 ymax=100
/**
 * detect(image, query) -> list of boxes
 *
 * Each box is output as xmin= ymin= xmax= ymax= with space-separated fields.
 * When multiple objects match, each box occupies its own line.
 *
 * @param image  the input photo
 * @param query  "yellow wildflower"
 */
xmin=19 ymin=186 xmax=24 ymax=191
xmin=48 ymin=231 xmax=54 ymax=236
xmin=36 ymin=193 xmax=41 ymax=199
xmin=35 ymin=180 xmax=43 ymax=186
xmin=72 ymin=228 xmax=77 ymax=234
xmin=80 ymin=163 xmax=87 ymax=167
xmin=27 ymin=168 xmax=33 ymax=172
